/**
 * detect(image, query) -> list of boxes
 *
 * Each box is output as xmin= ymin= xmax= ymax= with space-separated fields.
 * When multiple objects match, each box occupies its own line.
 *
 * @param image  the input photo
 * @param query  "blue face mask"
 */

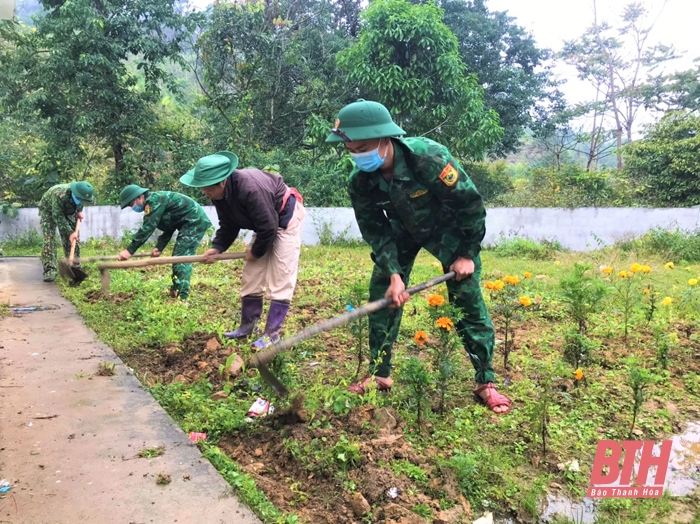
xmin=71 ymin=193 xmax=81 ymax=206
xmin=132 ymin=204 xmax=144 ymax=213
xmin=350 ymin=141 xmax=386 ymax=172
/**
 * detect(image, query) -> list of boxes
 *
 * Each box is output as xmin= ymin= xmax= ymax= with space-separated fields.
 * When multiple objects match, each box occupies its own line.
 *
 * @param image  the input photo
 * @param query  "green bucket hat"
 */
xmin=70 ymin=181 xmax=95 ymax=204
xmin=180 ymin=151 xmax=239 ymax=188
xmin=119 ymin=184 xmax=149 ymax=209
xmin=326 ymin=99 xmax=405 ymax=143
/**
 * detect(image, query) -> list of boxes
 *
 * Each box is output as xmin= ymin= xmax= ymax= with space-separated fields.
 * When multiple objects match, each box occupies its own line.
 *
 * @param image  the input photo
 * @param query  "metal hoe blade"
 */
xmin=258 ymin=363 xmax=289 ymax=397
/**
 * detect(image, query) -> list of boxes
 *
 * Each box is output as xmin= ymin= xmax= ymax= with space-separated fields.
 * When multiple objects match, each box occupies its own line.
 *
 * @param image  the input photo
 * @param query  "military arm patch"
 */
xmin=410 ymin=189 xmax=428 ymax=198
xmin=144 ymin=204 xmax=151 ymax=216
xmin=439 ymin=164 xmax=459 ymax=187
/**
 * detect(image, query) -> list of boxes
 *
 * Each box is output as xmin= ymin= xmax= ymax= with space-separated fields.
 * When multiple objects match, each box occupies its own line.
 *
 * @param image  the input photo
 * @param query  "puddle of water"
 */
xmin=540 ymin=494 xmax=597 ymax=523
xmin=10 ymin=304 xmax=60 ymax=313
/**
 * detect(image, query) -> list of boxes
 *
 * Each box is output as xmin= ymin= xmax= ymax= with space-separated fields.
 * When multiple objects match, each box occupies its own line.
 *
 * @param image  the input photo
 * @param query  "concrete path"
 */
xmin=0 ymin=258 xmax=261 ymax=524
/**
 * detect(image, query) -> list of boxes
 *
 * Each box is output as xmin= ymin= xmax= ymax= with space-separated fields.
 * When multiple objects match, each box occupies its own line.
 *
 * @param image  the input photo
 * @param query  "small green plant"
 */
xmin=138 ymin=445 xmax=165 ymax=459
xmin=626 ymin=356 xmax=657 ymax=438
xmin=397 ymin=356 xmax=432 ymax=427
xmin=331 ymin=434 xmax=362 ymax=471
xmin=612 ymin=265 xmax=649 ymax=344
xmin=96 ymin=361 xmax=116 ymax=376
xmin=653 ymin=327 xmax=672 ymax=370
xmin=411 ymin=503 xmax=433 ymax=519
xmin=391 ymin=460 xmax=428 ymax=485
xmin=346 ymin=283 xmax=369 ymax=378
xmin=563 ymin=330 xmax=595 ymax=368
xmin=559 ymin=263 xmax=607 ymax=335
xmin=156 ymin=473 xmax=171 ymax=485
xmin=528 ymin=360 xmax=569 ymax=458
xmin=490 ymin=236 xmax=563 ymax=260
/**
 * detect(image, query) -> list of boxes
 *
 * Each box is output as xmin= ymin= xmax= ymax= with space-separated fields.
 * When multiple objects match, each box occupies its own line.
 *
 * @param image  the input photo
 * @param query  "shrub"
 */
xmin=615 ymin=227 xmax=700 ymax=263
xmin=488 ymin=236 xmax=564 ymax=260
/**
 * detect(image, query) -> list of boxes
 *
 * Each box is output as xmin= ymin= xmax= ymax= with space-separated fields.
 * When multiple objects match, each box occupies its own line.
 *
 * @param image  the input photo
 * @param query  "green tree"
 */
xmin=622 ymin=111 xmax=700 ymax=206
xmin=338 ymin=0 xmax=501 ymax=159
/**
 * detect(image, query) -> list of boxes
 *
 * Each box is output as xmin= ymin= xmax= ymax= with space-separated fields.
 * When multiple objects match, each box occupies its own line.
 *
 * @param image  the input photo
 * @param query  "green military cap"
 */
xmin=119 ymin=184 xmax=149 ymax=209
xmin=326 ymin=99 xmax=406 ymax=143
xmin=70 ymin=181 xmax=95 ymax=204
xmin=179 ymin=151 xmax=239 ymax=188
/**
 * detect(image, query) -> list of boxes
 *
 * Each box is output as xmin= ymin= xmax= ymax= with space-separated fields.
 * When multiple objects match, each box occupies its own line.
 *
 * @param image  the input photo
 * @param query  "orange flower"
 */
xmin=504 ymin=275 xmax=520 ymax=285
xmin=601 ymin=266 xmax=613 ymax=275
xmin=618 ymin=270 xmax=632 ymax=279
xmin=523 ymin=272 xmax=532 ymax=279
xmin=641 ymin=265 xmax=651 ymax=274
xmin=428 ymin=294 xmax=445 ymax=307
xmin=493 ymin=280 xmax=505 ymax=291
xmin=643 ymin=288 xmax=650 ymax=295
xmin=519 ymin=296 xmax=532 ymax=307
xmin=485 ymin=281 xmax=496 ymax=290
xmin=630 ymin=263 xmax=643 ymax=273
xmin=414 ymin=331 xmax=428 ymax=345
xmin=436 ymin=317 xmax=454 ymax=331
xmin=574 ymin=368 xmax=584 ymax=381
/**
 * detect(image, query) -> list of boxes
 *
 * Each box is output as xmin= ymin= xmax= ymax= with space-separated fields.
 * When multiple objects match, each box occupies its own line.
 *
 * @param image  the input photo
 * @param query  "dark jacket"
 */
xmin=211 ymin=169 xmax=290 ymax=258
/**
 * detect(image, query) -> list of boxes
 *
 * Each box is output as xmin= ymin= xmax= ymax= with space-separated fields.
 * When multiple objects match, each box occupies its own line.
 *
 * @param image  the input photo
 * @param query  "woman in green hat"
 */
xmin=180 ymin=151 xmax=306 ymax=350
xmin=326 ymin=99 xmax=511 ymax=415
xmin=116 ymin=185 xmax=212 ymax=301
xmin=38 ymin=181 xmax=95 ymax=282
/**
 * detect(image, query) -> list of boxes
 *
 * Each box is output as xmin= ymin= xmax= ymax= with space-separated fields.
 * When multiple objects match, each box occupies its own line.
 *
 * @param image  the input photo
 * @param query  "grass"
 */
xmin=138 ymin=446 xmax=166 ymax=459
xmin=5 ymin=238 xmax=700 ymax=524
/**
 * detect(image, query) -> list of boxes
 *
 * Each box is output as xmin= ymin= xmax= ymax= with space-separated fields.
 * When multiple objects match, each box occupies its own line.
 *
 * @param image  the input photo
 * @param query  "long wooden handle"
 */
xmin=72 ymin=253 xmax=151 ymax=263
xmin=68 ymin=219 xmax=82 ymax=266
xmin=98 ymin=251 xmax=246 ymax=270
xmin=250 ymin=271 xmax=456 ymax=368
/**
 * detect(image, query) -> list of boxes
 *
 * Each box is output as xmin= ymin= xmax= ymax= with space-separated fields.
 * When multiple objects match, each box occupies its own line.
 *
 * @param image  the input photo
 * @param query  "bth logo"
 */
xmin=588 ymin=440 xmax=673 ymax=498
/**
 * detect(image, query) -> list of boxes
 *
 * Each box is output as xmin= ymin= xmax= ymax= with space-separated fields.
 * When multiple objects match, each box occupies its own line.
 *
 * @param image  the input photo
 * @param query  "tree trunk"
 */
xmin=113 ymin=143 xmax=125 ymax=173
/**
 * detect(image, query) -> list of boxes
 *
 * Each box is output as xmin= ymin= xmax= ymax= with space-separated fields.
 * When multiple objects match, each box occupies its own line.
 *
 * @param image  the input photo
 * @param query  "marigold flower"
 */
xmin=665 ymin=262 xmax=674 ymax=269
xmin=643 ymin=289 xmax=650 ymax=295
xmin=485 ymin=281 xmax=495 ymax=290
xmin=689 ymin=279 xmax=698 ymax=287
xmin=436 ymin=317 xmax=454 ymax=331
xmin=661 ymin=297 xmax=673 ymax=307
xmin=428 ymin=294 xmax=445 ymax=307
xmin=630 ymin=263 xmax=643 ymax=273
xmin=618 ymin=270 xmax=632 ymax=278
xmin=574 ymin=368 xmax=584 ymax=381
xmin=414 ymin=330 xmax=428 ymax=345
xmin=641 ymin=265 xmax=651 ymax=274
xmin=523 ymin=272 xmax=532 ymax=279
xmin=493 ymin=280 xmax=505 ymax=291
xmin=504 ymin=275 xmax=520 ymax=285
xmin=519 ymin=296 xmax=532 ymax=307
xmin=601 ymin=266 xmax=613 ymax=275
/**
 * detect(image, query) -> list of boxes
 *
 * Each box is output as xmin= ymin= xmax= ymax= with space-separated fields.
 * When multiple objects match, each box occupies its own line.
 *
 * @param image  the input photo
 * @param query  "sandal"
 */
xmin=473 ymin=383 xmax=512 ymax=415
xmin=348 ymin=375 xmax=393 ymax=395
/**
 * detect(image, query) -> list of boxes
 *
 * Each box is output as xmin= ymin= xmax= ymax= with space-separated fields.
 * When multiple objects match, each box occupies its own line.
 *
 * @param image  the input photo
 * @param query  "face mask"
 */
xmin=71 ymin=193 xmax=81 ymax=206
xmin=350 ymin=140 xmax=386 ymax=172
xmin=132 ymin=204 xmax=144 ymax=213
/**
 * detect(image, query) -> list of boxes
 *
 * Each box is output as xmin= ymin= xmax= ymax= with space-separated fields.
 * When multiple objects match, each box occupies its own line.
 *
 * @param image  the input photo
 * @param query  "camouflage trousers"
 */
xmin=367 ymin=236 xmax=495 ymax=384
xmin=169 ymin=225 xmax=208 ymax=300
xmin=40 ymin=216 xmax=80 ymax=281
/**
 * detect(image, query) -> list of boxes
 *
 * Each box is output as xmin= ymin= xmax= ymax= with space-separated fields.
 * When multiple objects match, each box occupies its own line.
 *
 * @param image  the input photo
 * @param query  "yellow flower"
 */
xmin=504 ymin=275 xmax=520 ymax=285
xmin=643 ymin=288 xmax=650 ymax=295
xmin=485 ymin=281 xmax=495 ymax=290
xmin=519 ymin=296 xmax=532 ymax=307
xmin=601 ymin=266 xmax=613 ymax=275
xmin=414 ymin=331 xmax=428 ymax=345
xmin=574 ymin=369 xmax=584 ymax=381
xmin=436 ymin=317 xmax=454 ymax=331
xmin=618 ymin=270 xmax=632 ymax=279
xmin=523 ymin=272 xmax=532 ymax=279
xmin=665 ymin=262 xmax=674 ymax=269
xmin=493 ymin=280 xmax=505 ymax=291
xmin=428 ymin=294 xmax=445 ymax=307
xmin=630 ymin=263 xmax=643 ymax=273
xmin=554 ymin=261 xmax=561 ymax=266
xmin=641 ymin=265 xmax=651 ymax=274
xmin=689 ymin=279 xmax=698 ymax=287
xmin=661 ymin=297 xmax=673 ymax=307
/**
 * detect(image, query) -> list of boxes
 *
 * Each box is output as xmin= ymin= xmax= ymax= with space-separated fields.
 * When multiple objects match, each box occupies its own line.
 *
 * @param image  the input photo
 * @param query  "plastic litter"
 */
xmin=0 ymin=480 xmax=11 ymax=494
xmin=309 ymin=362 xmax=320 ymax=367
xmin=188 ymin=432 xmax=207 ymax=443
xmin=473 ymin=513 xmax=493 ymax=524
xmin=386 ymin=487 xmax=399 ymax=499
xmin=247 ymin=397 xmax=270 ymax=417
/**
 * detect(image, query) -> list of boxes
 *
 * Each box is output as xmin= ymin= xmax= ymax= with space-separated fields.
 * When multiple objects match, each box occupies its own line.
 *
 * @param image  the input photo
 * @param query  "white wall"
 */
xmin=2 ymin=206 xmax=699 ymax=251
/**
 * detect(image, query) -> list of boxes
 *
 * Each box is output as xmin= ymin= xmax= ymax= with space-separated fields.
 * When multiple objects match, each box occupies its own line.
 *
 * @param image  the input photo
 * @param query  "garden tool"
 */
xmin=247 ymin=271 xmax=456 ymax=396
xmin=58 ymin=218 xmax=88 ymax=285
xmin=98 ymin=251 xmax=247 ymax=293
xmin=69 ymin=253 xmax=151 ymax=263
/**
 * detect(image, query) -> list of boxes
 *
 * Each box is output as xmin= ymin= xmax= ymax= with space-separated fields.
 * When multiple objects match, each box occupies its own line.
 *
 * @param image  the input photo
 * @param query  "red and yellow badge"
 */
xmin=439 ymin=163 xmax=459 ymax=186
xmin=144 ymin=204 xmax=151 ymax=216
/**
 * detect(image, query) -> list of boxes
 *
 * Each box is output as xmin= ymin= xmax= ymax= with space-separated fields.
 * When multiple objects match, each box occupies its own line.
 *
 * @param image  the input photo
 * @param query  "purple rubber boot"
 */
xmin=252 ymin=300 xmax=290 ymax=350
xmin=224 ymin=295 xmax=263 ymax=339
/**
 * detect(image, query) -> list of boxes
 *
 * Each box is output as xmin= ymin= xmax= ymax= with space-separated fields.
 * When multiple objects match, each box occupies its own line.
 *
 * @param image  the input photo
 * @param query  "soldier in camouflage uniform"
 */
xmin=38 ymin=181 xmax=95 ymax=282
xmin=327 ymin=99 xmax=511 ymax=414
xmin=117 ymin=185 xmax=212 ymax=301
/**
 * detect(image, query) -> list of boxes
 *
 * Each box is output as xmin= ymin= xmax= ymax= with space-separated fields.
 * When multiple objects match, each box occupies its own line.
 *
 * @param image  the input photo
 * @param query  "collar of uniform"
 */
xmin=390 ymin=139 xmax=412 ymax=181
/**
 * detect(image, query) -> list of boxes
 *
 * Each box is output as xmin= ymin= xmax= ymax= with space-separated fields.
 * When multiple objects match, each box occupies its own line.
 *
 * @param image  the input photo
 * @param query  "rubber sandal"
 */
xmin=348 ymin=375 xmax=393 ymax=395
xmin=473 ymin=382 xmax=512 ymax=415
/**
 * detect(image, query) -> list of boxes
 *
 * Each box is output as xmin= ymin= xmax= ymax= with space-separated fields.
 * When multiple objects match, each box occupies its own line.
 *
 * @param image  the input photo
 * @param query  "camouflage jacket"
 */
xmin=38 ymin=184 xmax=82 ymax=238
xmin=347 ymin=137 xmax=486 ymax=276
xmin=127 ymin=191 xmax=212 ymax=254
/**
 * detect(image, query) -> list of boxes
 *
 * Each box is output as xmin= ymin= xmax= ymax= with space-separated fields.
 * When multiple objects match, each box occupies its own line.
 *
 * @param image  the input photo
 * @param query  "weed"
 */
xmin=563 ymin=330 xmax=596 ymax=369
xmin=155 ymin=473 xmax=171 ymax=485
xmin=138 ymin=446 xmax=165 ymax=459
xmin=625 ymin=356 xmax=657 ymax=438
xmin=411 ymin=503 xmax=433 ymax=519
xmin=346 ymin=283 xmax=369 ymax=378
xmin=559 ymin=263 xmax=607 ymax=335
xmin=96 ymin=361 xmax=116 ymax=376
xmin=391 ymin=460 xmax=428 ymax=485
xmin=397 ymin=356 xmax=431 ymax=427
xmin=490 ymin=236 xmax=563 ymax=260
